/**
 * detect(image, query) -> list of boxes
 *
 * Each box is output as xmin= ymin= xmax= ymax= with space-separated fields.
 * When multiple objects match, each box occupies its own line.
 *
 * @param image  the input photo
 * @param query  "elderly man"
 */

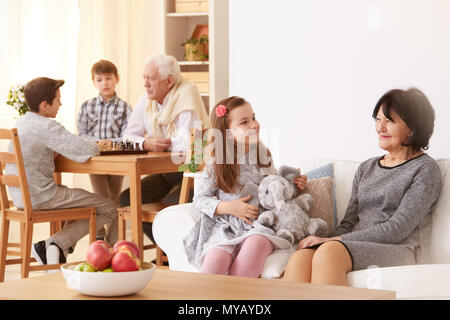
xmin=119 ymin=53 xmax=209 ymax=243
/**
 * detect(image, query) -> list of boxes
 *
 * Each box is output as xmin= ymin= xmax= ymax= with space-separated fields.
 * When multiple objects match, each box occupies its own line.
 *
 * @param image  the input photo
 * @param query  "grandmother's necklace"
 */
xmin=382 ymin=149 xmax=423 ymax=167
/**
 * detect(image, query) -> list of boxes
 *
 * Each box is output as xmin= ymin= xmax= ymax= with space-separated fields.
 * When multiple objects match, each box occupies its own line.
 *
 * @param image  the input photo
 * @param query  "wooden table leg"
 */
xmin=51 ymin=172 xmax=63 ymax=234
xmin=129 ymin=165 xmax=143 ymax=257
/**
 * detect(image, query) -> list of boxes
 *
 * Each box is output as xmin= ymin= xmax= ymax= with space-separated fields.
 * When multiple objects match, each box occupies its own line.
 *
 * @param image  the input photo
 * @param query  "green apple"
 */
xmin=101 ymin=267 xmax=114 ymax=272
xmin=75 ymin=262 xmax=96 ymax=272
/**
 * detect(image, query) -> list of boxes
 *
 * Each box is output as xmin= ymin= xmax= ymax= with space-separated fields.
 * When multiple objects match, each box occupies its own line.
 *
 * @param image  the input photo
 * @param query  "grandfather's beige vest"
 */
xmin=147 ymin=76 xmax=210 ymax=138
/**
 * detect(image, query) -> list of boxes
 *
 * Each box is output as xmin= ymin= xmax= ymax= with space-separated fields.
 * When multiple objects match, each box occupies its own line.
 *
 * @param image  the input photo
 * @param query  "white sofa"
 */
xmin=153 ymin=156 xmax=450 ymax=299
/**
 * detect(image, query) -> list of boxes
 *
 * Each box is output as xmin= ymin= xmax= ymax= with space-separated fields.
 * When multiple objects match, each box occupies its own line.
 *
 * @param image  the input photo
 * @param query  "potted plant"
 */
xmin=181 ymin=35 xmax=209 ymax=61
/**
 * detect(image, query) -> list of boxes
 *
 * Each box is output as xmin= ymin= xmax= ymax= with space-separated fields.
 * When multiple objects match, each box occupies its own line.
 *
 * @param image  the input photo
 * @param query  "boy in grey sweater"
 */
xmin=5 ymin=77 xmax=118 ymax=266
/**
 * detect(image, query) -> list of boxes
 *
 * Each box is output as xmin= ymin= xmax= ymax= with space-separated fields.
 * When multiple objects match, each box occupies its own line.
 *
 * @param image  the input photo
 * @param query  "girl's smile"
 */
xmin=227 ymin=102 xmax=260 ymax=146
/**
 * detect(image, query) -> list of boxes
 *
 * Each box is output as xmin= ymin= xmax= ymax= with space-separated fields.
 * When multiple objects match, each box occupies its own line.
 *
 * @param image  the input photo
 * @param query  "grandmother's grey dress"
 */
xmin=183 ymin=155 xmax=292 ymax=268
xmin=329 ymin=154 xmax=441 ymax=271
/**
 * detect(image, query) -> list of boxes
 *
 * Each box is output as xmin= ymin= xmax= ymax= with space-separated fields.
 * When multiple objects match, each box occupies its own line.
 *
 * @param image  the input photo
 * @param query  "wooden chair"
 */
xmin=0 ymin=128 xmax=97 ymax=282
xmin=117 ymin=128 xmax=206 ymax=267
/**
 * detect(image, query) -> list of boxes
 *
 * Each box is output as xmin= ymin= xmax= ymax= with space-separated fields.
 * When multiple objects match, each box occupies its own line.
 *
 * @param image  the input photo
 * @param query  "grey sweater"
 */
xmin=5 ymin=112 xmax=99 ymax=208
xmin=331 ymin=154 xmax=441 ymax=256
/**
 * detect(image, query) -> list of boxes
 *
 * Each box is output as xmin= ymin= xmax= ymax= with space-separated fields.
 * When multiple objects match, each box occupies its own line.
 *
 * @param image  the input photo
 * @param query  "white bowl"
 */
xmin=61 ymin=261 xmax=156 ymax=297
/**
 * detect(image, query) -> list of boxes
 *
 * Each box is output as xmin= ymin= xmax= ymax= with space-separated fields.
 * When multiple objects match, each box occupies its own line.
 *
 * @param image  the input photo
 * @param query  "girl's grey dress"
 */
xmin=183 ymin=155 xmax=292 ymax=268
xmin=330 ymin=154 xmax=441 ymax=271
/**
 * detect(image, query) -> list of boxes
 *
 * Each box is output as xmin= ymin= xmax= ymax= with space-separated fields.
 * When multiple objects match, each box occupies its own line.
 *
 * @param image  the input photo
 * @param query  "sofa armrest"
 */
xmin=347 ymin=264 xmax=450 ymax=299
xmin=152 ymin=203 xmax=202 ymax=272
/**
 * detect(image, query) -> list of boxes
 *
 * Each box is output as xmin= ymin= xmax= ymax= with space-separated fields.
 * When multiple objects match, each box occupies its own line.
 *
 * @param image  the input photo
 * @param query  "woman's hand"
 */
xmin=216 ymin=195 xmax=259 ymax=225
xmin=293 ymin=172 xmax=308 ymax=191
xmin=298 ymin=235 xmax=342 ymax=249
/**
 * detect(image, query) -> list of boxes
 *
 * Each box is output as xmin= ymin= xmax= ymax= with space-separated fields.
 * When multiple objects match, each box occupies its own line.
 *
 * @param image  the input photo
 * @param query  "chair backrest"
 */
xmin=0 ymin=128 xmax=33 ymax=217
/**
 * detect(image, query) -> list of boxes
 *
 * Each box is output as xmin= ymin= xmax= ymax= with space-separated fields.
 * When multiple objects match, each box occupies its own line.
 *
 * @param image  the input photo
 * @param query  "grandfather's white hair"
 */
xmin=145 ymin=54 xmax=180 ymax=84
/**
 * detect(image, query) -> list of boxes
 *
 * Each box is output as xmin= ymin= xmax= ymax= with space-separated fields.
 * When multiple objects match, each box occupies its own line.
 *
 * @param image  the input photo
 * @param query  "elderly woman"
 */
xmin=283 ymin=88 xmax=441 ymax=286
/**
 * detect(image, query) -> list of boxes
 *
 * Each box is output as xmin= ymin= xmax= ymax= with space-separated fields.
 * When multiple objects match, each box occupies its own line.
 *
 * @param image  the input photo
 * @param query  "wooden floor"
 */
xmin=2 ymin=221 xmax=156 ymax=282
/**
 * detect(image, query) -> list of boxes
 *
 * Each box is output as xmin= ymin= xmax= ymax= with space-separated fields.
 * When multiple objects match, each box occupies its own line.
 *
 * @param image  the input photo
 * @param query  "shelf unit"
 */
xmin=162 ymin=0 xmax=229 ymax=113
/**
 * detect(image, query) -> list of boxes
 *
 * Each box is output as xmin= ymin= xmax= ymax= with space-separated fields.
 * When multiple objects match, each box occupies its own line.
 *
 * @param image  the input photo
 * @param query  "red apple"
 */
xmin=86 ymin=240 xmax=113 ymax=271
xmin=113 ymin=240 xmax=140 ymax=259
xmin=111 ymin=246 xmax=141 ymax=272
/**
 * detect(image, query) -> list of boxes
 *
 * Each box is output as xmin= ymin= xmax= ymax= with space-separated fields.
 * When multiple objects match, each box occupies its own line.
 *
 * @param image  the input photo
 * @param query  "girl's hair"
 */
xmin=372 ymin=88 xmax=435 ymax=151
xmin=210 ymin=96 xmax=272 ymax=193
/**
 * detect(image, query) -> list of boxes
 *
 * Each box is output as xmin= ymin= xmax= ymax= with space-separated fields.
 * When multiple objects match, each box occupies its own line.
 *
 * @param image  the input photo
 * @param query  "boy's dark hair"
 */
xmin=24 ymin=77 xmax=65 ymax=112
xmin=372 ymin=88 xmax=435 ymax=151
xmin=91 ymin=60 xmax=119 ymax=79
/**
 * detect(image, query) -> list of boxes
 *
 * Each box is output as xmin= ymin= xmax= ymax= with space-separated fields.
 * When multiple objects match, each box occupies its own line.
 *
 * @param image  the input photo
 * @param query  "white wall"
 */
xmin=229 ymin=0 xmax=450 ymax=164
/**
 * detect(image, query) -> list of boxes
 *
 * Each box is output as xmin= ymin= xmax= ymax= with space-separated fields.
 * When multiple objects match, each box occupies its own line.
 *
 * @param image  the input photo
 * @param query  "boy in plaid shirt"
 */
xmin=77 ymin=59 xmax=132 ymax=242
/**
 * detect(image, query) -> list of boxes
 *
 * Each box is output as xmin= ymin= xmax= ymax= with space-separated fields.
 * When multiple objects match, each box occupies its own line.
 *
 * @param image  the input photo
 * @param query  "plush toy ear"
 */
xmin=278 ymin=165 xmax=300 ymax=184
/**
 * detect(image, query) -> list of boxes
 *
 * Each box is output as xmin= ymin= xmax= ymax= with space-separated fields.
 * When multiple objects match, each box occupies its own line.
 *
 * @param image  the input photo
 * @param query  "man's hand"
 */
xmin=143 ymin=137 xmax=172 ymax=152
xmin=97 ymin=139 xmax=113 ymax=150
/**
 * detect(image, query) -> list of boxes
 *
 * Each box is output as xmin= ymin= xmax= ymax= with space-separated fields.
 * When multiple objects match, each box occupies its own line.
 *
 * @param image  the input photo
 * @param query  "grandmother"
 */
xmin=283 ymin=88 xmax=441 ymax=286
xmin=120 ymin=53 xmax=210 ymax=242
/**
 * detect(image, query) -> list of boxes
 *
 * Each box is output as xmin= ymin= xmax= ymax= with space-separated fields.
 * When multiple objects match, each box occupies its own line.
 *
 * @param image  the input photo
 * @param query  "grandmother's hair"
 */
xmin=144 ymin=54 xmax=180 ymax=84
xmin=372 ymin=87 xmax=435 ymax=151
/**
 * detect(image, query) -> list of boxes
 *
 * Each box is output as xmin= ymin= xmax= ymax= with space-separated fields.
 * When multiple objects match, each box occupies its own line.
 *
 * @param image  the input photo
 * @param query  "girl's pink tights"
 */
xmin=200 ymin=235 xmax=274 ymax=278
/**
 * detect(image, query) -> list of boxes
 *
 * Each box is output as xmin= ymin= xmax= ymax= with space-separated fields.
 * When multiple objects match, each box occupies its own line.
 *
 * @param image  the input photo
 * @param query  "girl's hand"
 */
xmin=298 ymin=235 xmax=342 ymax=249
xmin=293 ymin=173 xmax=308 ymax=191
xmin=230 ymin=195 xmax=259 ymax=225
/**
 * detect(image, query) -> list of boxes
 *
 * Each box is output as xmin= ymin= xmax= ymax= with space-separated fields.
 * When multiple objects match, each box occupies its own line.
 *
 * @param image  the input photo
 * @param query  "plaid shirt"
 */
xmin=77 ymin=93 xmax=132 ymax=142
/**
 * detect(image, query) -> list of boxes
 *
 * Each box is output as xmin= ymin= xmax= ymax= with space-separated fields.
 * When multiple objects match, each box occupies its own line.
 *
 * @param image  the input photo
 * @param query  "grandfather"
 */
xmin=120 ymin=53 xmax=210 ymax=243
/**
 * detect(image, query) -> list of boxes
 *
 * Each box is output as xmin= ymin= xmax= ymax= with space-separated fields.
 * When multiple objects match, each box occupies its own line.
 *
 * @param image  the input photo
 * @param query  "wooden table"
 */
xmin=0 ymin=268 xmax=395 ymax=300
xmin=54 ymin=152 xmax=180 ymax=254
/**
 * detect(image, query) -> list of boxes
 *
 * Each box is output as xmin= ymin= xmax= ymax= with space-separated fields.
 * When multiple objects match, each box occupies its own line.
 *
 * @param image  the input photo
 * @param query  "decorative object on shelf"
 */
xmin=175 ymin=0 xmax=209 ymax=13
xmin=190 ymin=24 xmax=209 ymax=56
xmin=6 ymin=84 xmax=29 ymax=116
xmin=182 ymin=35 xmax=209 ymax=61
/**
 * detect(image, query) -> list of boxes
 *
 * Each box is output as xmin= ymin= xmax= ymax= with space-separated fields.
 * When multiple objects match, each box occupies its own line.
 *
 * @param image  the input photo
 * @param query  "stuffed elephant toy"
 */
xmin=253 ymin=165 xmax=328 ymax=244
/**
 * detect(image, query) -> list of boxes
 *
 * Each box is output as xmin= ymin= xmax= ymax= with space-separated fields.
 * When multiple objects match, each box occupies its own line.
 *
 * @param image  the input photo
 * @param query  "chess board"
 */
xmin=99 ymin=140 xmax=148 ymax=155
xmin=100 ymin=150 xmax=148 ymax=156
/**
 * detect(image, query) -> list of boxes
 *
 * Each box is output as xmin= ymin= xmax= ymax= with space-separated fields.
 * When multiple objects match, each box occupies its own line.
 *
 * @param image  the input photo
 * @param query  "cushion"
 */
xmin=304 ymin=163 xmax=337 ymax=229
xmin=302 ymin=177 xmax=335 ymax=234
xmin=261 ymin=246 xmax=297 ymax=279
xmin=347 ymin=264 xmax=450 ymax=299
xmin=260 ymin=163 xmax=336 ymax=279
xmin=304 ymin=162 xmax=334 ymax=180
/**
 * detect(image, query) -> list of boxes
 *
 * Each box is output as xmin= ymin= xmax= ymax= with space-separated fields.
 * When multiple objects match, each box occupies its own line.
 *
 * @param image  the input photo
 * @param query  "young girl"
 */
xmin=183 ymin=96 xmax=307 ymax=278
